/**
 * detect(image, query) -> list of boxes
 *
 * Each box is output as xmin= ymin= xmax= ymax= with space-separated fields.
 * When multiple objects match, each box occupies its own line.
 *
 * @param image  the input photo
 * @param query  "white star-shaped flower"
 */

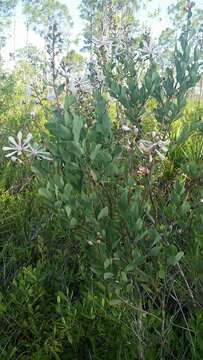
xmin=26 ymin=143 xmax=52 ymax=160
xmin=2 ymin=131 xmax=32 ymax=159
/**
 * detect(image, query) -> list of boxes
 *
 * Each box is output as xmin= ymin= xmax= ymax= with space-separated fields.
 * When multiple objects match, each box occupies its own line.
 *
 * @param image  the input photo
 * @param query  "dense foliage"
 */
xmin=0 ymin=0 xmax=203 ymax=359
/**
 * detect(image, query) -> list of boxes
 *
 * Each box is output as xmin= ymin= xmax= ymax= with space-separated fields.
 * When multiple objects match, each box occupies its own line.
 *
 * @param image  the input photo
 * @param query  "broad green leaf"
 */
xmin=66 ymin=141 xmax=83 ymax=158
xmin=135 ymin=218 xmax=143 ymax=231
xmin=53 ymin=175 xmax=64 ymax=189
xmin=38 ymin=188 xmax=52 ymax=200
xmin=65 ymin=206 xmax=71 ymax=217
xmin=59 ymin=125 xmax=72 ymax=139
xmin=70 ymin=218 xmax=77 ymax=227
xmin=121 ymin=271 xmax=128 ymax=283
xmin=90 ymin=144 xmax=102 ymax=161
xmin=167 ymin=251 xmax=184 ymax=266
xmin=104 ymin=272 xmax=113 ymax=280
xmin=109 ymin=299 xmax=122 ymax=306
xmin=98 ymin=207 xmax=109 ymax=220
xmin=64 ymin=95 xmax=76 ymax=109
xmin=73 ymin=115 xmax=83 ymax=143
xmin=64 ymin=110 xmax=73 ymax=128
xmin=104 ymin=258 xmax=112 ymax=270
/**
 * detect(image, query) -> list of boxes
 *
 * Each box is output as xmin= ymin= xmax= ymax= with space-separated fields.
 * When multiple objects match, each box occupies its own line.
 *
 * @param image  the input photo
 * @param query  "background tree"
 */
xmin=80 ymin=0 xmax=141 ymax=55
xmin=0 ymin=0 xmax=18 ymax=64
xmin=159 ymin=0 xmax=203 ymax=64
xmin=22 ymin=0 xmax=72 ymax=39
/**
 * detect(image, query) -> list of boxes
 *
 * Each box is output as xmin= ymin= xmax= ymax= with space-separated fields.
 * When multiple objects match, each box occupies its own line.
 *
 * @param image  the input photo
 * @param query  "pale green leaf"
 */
xmin=98 ymin=206 xmax=109 ymax=220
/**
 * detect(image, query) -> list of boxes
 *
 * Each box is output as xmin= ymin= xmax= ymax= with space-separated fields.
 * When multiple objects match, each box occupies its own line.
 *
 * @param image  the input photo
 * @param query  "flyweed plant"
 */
xmin=0 ymin=2 xmax=202 ymax=359
xmin=30 ymin=7 xmax=203 ymax=359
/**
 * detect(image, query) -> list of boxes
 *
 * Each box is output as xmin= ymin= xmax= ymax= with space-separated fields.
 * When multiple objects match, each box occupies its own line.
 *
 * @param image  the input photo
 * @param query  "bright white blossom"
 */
xmin=2 ymin=131 xmax=52 ymax=163
xmin=157 ymin=140 xmax=170 ymax=153
xmin=133 ymin=126 xmax=139 ymax=135
xmin=10 ymin=156 xmax=23 ymax=164
xmin=2 ymin=131 xmax=32 ymax=159
xmin=71 ymin=77 xmax=92 ymax=94
xmin=30 ymin=110 xmax=37 ymax=118
xmin=92 ymin=36 xmax=112 ymax=51
xmin=26 ymin=143 xmax=52 ymax=160
xmin=121 ymin=124 xmax=131 ymax=132
xmin=141 ymin=37 xmax=163 ymax=61
xmin=121 ymin=124 xmax=139 ymax=135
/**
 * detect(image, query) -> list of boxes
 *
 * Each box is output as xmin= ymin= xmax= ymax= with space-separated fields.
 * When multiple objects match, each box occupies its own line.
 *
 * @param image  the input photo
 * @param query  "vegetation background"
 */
xmin=0 ymin=0 xmax=203 ymax=359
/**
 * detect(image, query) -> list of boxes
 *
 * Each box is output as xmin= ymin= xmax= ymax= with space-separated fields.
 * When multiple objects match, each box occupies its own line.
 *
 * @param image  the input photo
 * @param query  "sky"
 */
xmin=4 ymin=0 xmax=83 ymax=59
xmin=2 ymin=0 xmax=203 ymax=65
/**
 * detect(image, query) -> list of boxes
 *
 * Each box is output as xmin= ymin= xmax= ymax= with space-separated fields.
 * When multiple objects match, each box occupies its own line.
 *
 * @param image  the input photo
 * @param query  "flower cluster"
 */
xmin=184 ymin=1 xmax=195 ymax=12
xmin=2 ymin=131 xmax=52 ymax=163
xmin=2 ymin=131 xmax=32 ymax=163
xmin=69 ymin=75 xmax=92 ymax=94
xmin=137 ymin=166 xmax=150 ymax=177
xmin=138 ymin=138 xmax=170 ymax=162
xmin=121 ymin=124 xmax=139 ymax=135
xmin=26 ymin=143 xmax=53 ymax=161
